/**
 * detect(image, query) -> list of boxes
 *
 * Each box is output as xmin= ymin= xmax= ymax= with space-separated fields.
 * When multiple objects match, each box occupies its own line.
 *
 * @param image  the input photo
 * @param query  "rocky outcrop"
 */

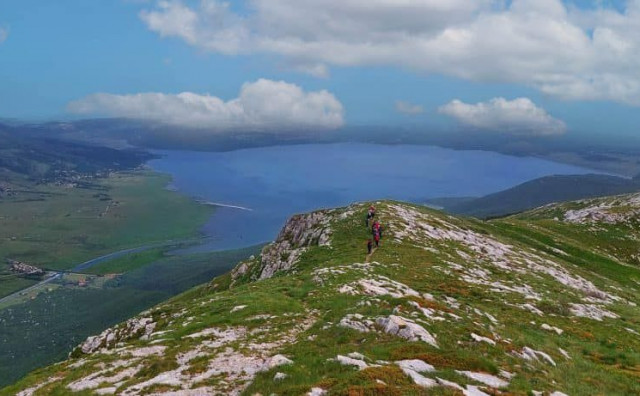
xmin=7 ymin=260 xmax=45 ymax=277
xmin=232 ymin=210 xmax=333 ymax=282
xmin=77 ymin=317 xmax=156 ymax=355
xmin=376 ymin=315 xmax=439 ymax=348
xmin=258 ymin=211 xmax=332 ymax=279
xmin=562 ymin=193 xmax=640 ymax=224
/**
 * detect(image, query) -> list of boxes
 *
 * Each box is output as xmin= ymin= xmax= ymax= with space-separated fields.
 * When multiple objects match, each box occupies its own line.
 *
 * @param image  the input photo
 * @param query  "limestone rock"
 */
xmin=258 ymin=211 xmax=332 ymax=280
xmin=376 ymin=315 xmax=438 ymax=348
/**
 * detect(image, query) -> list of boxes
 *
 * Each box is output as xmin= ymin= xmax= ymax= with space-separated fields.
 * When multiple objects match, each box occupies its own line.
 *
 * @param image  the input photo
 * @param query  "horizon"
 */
xmin=1 ymin=0 xmax=640 ymax=141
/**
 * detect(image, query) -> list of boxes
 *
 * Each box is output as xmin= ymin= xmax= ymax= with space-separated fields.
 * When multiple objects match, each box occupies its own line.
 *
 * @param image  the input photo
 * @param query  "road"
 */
xmin=0 ymin=272 xmax=62 ymax=305
xmin=0 ymin=244 xmax=162 ymax=306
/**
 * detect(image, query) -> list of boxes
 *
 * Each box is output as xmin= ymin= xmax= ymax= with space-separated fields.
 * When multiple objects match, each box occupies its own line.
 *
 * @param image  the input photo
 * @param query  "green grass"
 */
xmin=83 ymin=248 xmax=166 ymax=275
xmin=0 ymin=170 xmax=214 ymax=298
xmin=0 ymin=170 xmax=213 ymax=272
xmin=489 ymin=220 xmax=640 ymax=287
xmin=0 ymin=274 xmax=37 ymax=297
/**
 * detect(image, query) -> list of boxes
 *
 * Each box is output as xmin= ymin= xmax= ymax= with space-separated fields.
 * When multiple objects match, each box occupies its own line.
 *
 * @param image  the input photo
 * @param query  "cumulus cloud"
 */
xmin=438 ymin=97 xmax=567 ymax=136
xmin=395 ymin=100 xmax=424 ymax=115
xmin=0 ymin=26 xmax=8 ymax=43
xmin=139 ymin=0 xmax=640 ymax=105
xmin=67 ymin=79 xmax=344 ymax=131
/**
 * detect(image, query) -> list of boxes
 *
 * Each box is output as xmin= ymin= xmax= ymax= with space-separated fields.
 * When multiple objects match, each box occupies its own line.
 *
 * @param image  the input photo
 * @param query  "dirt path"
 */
xmin=365 ymin=247 xmax=377 ymax=263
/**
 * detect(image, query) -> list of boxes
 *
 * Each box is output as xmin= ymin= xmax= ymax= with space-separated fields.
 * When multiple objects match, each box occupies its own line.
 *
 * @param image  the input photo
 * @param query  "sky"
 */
xmin=0 ymin=0 xmax=639 ymax=138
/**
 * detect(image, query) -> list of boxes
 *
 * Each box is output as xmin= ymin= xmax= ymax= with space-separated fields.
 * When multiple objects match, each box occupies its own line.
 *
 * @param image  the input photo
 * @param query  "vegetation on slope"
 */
xmin=4 ymin=199 xmax=640 ymax=395
xmin=0 ymin=246 xmax=261 ymax=388
xmin=0 ymin=126 xmax=151 ymax=184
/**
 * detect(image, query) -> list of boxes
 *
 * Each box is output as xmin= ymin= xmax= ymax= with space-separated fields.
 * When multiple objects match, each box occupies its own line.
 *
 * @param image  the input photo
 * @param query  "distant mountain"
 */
xmin=8 ymin=117 xmax=640 ymax=176
xmin=423 ymin=196 xmax=477 ymax=209
xmin=0 ymin=123 xmax=153 ymax=184
xmin=430 ymin=173 xmax=640 ymax=219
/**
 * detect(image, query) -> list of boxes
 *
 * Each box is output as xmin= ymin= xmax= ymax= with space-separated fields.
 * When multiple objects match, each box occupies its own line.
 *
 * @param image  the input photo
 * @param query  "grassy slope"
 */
xmin=0 ymin=246 xmax=261 ymax=388
xmin=5 ymin=201 xmax=640 ymax=395
xmin=0 ymin=170 xmax=213 ymax=296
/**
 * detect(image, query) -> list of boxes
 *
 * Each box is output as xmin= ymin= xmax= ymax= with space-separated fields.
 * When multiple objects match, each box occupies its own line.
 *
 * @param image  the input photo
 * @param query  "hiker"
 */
xmin=371 ymin=220 xmax=383 ymax=247
xmin=366 ymin=206 xmax=375 ymax=227
xmin=367 ymin=239 xmax=373 ymax=254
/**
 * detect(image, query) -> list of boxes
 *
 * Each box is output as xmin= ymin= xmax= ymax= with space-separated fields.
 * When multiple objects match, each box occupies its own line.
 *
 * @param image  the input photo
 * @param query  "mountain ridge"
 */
xmin=431 ymin=173 xmax=640 ymax=219
xmin=4 ymin=196 xmax=640 ymax=395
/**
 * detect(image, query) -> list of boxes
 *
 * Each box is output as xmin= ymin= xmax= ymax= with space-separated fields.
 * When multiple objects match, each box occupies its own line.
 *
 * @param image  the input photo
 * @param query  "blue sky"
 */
xmin=0 ymin=0 xmax=638 ymax=137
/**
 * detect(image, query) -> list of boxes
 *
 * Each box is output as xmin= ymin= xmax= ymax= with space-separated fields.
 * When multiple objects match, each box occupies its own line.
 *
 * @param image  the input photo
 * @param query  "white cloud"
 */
xmin=67 ymin=79 xmax=344 ymax=131
xmin=395 ymin=100 xmax=424 ymax=115
xmin=0 ymin=26 xmax=9 ymax=43
xmin=438 ymin=97 xmax=567 ymax=136
xmin=289 ymin=62 xmax=330 ymax=79
xmin=139 ymin=0 xmax=640 ymax=105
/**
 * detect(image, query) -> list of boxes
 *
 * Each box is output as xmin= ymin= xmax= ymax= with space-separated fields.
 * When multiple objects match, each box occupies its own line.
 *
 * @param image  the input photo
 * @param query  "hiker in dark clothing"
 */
xmin=367 ymin=239 xmax=373 ymax=254
xmin=366 ymin=211 xmax=374 ymax=227
xmin=366 ymin=206 xmax=375 ymax=227
xmin=374 ymin=231 xmax=381 ymax=247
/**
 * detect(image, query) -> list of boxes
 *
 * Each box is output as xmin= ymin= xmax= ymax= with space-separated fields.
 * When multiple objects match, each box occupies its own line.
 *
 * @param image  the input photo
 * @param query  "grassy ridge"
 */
xmin=5 ymin=200 xmax=640 ymax=394
xmin=241 ymin=202 xmax=640 ymax=395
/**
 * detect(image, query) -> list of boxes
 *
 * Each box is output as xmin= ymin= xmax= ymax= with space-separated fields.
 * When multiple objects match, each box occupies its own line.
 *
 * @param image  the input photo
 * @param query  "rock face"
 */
xmin=258 ymin=211 xmax=332 ymax=279
xmin=232 ymin=210 xmax=332 ymax=281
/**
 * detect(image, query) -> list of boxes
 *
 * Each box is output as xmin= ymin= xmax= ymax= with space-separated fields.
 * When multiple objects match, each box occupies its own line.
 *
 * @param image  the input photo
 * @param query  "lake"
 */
xmin=148 ymin=143 xmax=602 ymax=251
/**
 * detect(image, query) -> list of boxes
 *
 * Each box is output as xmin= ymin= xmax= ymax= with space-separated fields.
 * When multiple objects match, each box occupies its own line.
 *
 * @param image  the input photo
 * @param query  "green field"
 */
xmin=0 ymin=170 xmax=213 ymax=297
xmin=83 ymin=248 xmax=167 ymax=275
xmin=0 ymin=275 xmax=37 ymax=298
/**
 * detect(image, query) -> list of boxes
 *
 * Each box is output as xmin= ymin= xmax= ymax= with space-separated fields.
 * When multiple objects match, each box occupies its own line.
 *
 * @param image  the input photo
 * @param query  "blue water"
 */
xmin=148 ymin=143 xmax=603 ymax=251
